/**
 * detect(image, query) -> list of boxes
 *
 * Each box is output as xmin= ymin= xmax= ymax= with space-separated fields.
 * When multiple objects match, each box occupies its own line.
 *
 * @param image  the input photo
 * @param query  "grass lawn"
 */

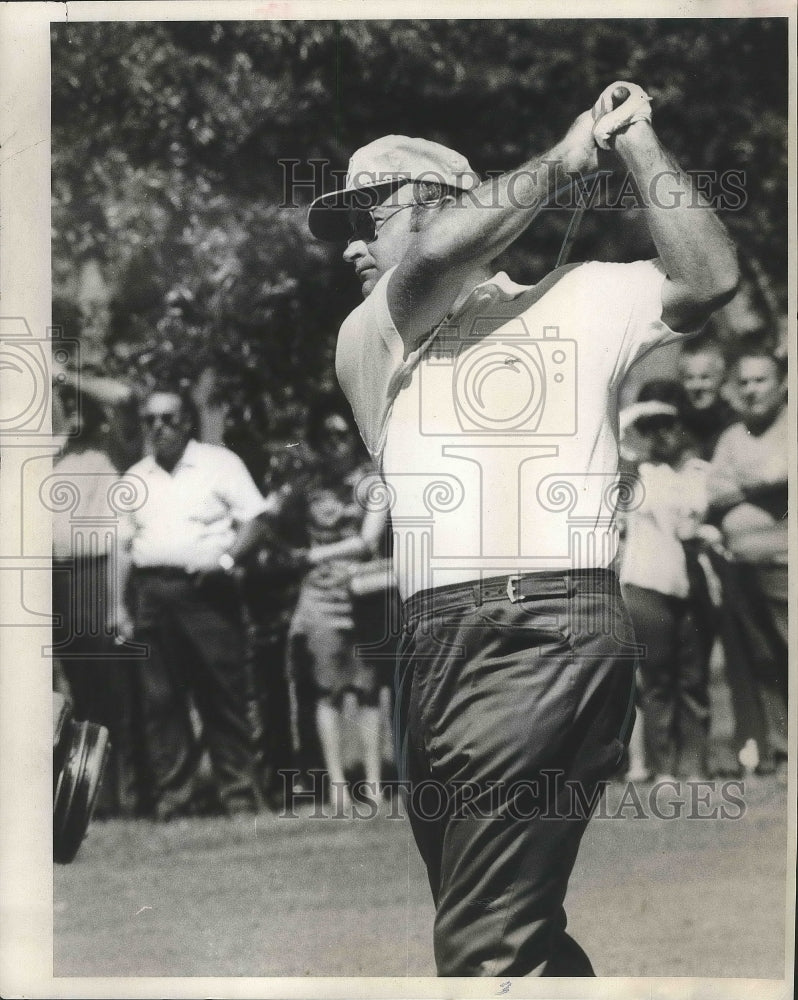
xmin=54 ymin=776 xmax=790 ymax=980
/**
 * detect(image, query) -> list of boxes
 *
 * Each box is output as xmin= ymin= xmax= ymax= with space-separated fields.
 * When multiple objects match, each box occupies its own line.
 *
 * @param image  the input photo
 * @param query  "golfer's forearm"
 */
xmin=615 ymin=122 xmax=739 ymax=309
xmin=412 ymin=136 xmax=589 ymax=269
xmin=388 ymin=123 xmax=593 ymax=347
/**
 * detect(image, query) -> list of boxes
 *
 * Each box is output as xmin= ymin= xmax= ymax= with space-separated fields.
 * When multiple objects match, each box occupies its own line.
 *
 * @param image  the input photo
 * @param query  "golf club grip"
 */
xmin=611 ymin=85 xmax=630 ymax=107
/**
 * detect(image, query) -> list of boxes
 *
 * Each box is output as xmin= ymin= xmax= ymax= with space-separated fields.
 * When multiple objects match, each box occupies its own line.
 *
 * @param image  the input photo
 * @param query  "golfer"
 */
xmin=308 ymin=82 xmax=739 ymax=976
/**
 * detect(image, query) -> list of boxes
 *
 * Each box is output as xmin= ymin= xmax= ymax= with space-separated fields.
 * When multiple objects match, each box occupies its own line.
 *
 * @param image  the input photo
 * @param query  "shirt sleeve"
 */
xmin=335 ymin=266 xmax=406 ymax=458
xmin=215 ymin=448 xmax=272 ymax=524
xmin=599 ymin=259 xmax=685 ymax=388
xmin=115 ymin=461 xmax=143 ymax=549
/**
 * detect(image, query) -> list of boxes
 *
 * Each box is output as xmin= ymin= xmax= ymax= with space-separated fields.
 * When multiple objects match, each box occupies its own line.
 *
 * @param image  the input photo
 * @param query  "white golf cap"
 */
xmin=307 ymin=134 xmax=480 ymax=241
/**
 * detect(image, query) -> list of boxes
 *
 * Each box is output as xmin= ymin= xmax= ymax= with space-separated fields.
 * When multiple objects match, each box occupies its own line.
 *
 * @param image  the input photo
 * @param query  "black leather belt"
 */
xmin=403 ymin=569 xmax=618 ymax=619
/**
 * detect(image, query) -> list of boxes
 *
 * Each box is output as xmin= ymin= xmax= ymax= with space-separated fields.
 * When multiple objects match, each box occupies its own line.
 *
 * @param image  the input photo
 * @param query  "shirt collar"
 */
xmin=474 ymin=271 xmax=531 ymax=298
xmin=141 ymin=438 xmax=199 ymax=474
xmin=179 ymin=439 xmax=200 ymax=466
xmin=449 ymin=271 xmax=532 ymax=321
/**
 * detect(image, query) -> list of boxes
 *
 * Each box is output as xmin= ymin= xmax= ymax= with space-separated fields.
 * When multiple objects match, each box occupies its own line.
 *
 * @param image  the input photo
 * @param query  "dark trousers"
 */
xmin=396 ymin=570 xmax=637 ymax=977
xmin=239 ymin=573 xmax=305 ymax=800
xmin=246 ymin=619 xmax=295 ymax=795
xmin=132 ymin=568 xmax=261 ymax=818
xmin=716 ymin=558 xmax=788 ymax=766
xmin=52 ymin=555 xmax=139 ymax=816
xmin=621 ymin=584 xmax=711 ymax=777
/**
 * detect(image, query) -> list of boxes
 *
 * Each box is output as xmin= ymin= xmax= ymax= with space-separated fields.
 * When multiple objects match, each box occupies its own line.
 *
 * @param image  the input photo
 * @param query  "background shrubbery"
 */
xmin=51 ymin=18 xmax=789 ymax=481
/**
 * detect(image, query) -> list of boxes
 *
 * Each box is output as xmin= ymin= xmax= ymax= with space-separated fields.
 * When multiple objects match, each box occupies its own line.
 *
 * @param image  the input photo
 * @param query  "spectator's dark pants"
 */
xmin=132 ymin=568 xmax=261 ymax=818
xmin=622 ymin=583 xmax=711 ymax=778
xmin=396 ymin=570 xmax=637 ymax=977
xmin=246 ymin=616 xmax=295 ymax=795
xmin=716 ymin=558 xmax=788 ymax=767
xmin=239 ymin=573 xmax=304 ymax=801
xmin=52 ymin=555 xmax=139 ymax=816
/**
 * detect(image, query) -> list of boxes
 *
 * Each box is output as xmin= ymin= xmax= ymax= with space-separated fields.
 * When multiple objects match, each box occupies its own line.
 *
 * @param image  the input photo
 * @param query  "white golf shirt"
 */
xmin=337 ymin=260 xmax=682 ymax=598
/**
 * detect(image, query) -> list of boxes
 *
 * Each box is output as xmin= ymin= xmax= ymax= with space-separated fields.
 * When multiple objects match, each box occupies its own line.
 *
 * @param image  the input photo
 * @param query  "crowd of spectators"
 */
xmin=617 ymin=333 xmax=788 ymax=785
xmin=51 ymin=329 xmax=788 ymax=820
xmin=52 ymin=375 xmax=398 ymax=820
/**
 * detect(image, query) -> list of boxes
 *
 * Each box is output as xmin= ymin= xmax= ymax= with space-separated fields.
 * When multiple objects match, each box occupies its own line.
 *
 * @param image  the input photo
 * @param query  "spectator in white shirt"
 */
xmin=123 ymin=384 xmax=274 ymax=820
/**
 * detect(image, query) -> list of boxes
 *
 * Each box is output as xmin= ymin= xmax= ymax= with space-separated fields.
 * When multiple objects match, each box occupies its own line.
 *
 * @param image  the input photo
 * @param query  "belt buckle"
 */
xmin=506 ymin=575 xmax=523 ymax=603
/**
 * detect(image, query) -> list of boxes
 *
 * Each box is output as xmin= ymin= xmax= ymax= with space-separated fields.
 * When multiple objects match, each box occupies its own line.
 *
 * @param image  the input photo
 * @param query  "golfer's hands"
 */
xmin=591 ymin=82 xmax=653 ymax=150
xmin=561 ymin=83 xmax=652 ymax=174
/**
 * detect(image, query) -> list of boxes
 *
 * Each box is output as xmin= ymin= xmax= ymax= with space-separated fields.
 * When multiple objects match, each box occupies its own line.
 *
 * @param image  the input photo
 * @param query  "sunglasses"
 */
xmin=347 ymin=202 xmax=416 ymax=245
xmin=143 ymin=411 xmax=182 ymax=429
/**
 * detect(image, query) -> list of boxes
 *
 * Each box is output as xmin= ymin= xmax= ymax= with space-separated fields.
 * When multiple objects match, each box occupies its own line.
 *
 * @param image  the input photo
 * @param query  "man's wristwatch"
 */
xmin=218 ymin=552 xmax=236 ymax=573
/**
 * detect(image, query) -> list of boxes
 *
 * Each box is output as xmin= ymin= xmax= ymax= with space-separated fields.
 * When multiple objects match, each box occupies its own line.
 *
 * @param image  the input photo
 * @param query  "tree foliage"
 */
xmin=51 ymin=18 xmax=789 ymax=475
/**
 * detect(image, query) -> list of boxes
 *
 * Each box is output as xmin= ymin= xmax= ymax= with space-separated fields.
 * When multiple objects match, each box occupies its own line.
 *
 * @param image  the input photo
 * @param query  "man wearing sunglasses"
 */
xmin=123 ymin=386 xmax=274 ymax=820
xmin=308 ymin=82 xmax=739 ymax=976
